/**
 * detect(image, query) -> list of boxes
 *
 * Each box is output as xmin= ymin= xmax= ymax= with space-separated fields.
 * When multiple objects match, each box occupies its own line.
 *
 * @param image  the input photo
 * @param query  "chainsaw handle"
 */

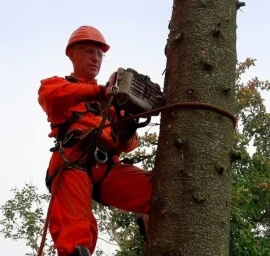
xmin=136 ymin=116 xmax=151 ymax=128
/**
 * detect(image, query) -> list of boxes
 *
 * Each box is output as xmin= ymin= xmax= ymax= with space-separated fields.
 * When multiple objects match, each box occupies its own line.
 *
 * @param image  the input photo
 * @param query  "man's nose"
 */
xmin=90 ymin=53 xmax=100 ymax=62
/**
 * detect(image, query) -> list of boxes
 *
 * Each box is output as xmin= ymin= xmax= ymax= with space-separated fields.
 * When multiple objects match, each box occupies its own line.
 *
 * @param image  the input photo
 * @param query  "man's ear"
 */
xmin=67 ymin=48 xmax=75 ymax=62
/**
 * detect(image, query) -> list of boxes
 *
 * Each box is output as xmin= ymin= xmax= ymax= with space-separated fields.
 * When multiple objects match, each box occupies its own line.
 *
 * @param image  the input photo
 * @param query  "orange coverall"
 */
xmin=38 ymin=76 xmax=152 ymax=255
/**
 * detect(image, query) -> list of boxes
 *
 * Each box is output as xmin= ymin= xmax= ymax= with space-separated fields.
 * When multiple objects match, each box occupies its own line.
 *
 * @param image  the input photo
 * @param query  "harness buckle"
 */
xmin=94 ymin=147 xmax=108 ymax=164
xmin=62 ymin=132 xmax=74 ymax=146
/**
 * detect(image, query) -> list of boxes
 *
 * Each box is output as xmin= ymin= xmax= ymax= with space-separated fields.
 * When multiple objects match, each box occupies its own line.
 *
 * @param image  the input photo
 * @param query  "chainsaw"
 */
xmin=106 ymin=67 xmax=164 ymax=116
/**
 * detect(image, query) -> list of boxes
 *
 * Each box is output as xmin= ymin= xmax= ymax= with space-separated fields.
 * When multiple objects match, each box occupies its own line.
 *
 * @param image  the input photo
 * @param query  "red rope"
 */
xmin=37 ymin=165 xmax=66 ymax=256
xmin=37 ymin=101 xmax=237 ymax=255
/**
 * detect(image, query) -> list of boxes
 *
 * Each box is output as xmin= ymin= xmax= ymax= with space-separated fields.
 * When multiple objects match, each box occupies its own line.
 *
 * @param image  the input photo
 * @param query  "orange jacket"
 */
xmin=38 ymin=75 xmax=138 ymax=154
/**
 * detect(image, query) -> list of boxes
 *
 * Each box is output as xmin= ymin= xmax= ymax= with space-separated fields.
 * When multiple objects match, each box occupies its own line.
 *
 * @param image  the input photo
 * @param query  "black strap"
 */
xmin=92 ymin=156 xmax=115 ymax=205
xmin=65 ymin=75 xmax=78 ymax=83
xmin=50 ymin=101 xmax=106 ymax=144
xmin=51 ymin=112 xmax=85 ymax=142
xmin=45 ymin=163 xmax=88 ymax=192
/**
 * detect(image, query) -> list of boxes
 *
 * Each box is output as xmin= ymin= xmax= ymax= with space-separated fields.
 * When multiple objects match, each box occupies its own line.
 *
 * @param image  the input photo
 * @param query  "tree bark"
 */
xmin=145 ymin=0 xmax=237 ymax=255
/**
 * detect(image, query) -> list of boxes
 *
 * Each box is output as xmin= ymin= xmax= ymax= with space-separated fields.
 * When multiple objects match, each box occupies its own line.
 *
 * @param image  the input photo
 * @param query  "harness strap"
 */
xmin=50 ymin=102 xmax=102 ymax=142
xmin=45 ymin=163 xmax=88 ymax=192
xmin=92 ymin=156 xmax=115 ymax=205
xmin=50 ymin=135 xmax=80 ymax=152
xmin=45 ymin=146 xmax=116 ymax=205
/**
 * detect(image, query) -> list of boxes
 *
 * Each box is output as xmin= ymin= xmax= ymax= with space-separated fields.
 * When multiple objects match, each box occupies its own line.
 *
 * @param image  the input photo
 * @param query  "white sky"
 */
xmin=0 ymin=0 xmax=269 ymax=255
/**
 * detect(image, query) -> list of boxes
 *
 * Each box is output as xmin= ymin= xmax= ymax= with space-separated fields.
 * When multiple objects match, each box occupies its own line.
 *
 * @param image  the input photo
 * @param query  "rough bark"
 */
xmin=145 ymin=0 xmax=237 ymax=255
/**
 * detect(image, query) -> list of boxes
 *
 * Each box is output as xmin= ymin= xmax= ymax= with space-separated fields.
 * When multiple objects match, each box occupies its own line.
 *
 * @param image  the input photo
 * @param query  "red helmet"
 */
xmin=66 ymin=25 xmax=110 ymax=56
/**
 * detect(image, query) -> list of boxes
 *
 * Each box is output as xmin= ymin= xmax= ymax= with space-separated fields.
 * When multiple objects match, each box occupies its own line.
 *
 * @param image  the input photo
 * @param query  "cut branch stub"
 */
xmin=174 ymin=138 xmax=184 ymax=149
xmin=215 ymin=163 xmax=226 ymax=175
xmin=168 ymin=20 xmax=171 ymax=30
xmin=187 ymin=88 xmax=194 ymax=95
xmin=236 ymin=1 xmax=246 ymax=10
xmin=151 ymin=195 xmax=164 ymax=208
xmin=200 ymin=0 xmax=211 ymax=7
xmin=202 ymin=62 xmax=213 ymax=72
xmin=213 ymin=28 xmax=221 ymax=38
xmin=174 ymin=31 xmax=184 ymax=41
xmin=178 ymin=169 xmax=192 ymax=178
xmin=162 ymin=251 xmax=183 ymax=256
xmin=223 ymin=86 xmax=232 ymax=93
xmin=193 ymin=191 xmax=207 ymax=203
xmin=230 ymin=149 xmax=242 ymax=163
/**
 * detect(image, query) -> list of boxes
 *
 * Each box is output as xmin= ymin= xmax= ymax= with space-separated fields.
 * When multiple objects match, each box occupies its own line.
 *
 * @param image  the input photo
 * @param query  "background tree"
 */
xmin=0 ymin=184 xmax=54 ymax=256
xmin=230 ymin=58 xmax=270 ymax=255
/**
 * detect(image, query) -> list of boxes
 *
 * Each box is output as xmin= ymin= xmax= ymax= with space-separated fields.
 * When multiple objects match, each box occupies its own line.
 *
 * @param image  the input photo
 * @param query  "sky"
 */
xmin=0 ymin=0 xmax=269 ymax=255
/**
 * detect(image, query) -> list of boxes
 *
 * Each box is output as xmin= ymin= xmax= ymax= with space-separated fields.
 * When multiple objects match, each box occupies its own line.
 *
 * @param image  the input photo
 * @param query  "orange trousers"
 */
xmin=49 ymin=163 xmax=152 ymax=255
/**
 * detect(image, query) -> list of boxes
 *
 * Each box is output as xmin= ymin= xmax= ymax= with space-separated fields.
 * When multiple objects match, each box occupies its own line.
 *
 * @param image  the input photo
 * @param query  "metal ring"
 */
xmin=94 ymin=147 xmax=108 ymax=164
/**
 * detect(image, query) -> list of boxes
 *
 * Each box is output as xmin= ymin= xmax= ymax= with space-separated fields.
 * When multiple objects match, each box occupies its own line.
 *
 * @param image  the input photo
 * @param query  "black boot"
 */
xmin=137 ymin=214 xmax=149 ymax=242
xmin=72 ymin=246 xmax=91 ymax=256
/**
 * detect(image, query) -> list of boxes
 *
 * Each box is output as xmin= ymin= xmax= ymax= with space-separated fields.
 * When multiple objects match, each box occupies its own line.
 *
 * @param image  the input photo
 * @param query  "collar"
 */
xmin=70 ymin=73 xmax=97 ymax=84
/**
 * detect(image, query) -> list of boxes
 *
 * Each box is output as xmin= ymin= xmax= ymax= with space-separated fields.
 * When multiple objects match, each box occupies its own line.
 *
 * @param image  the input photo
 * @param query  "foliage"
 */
xmin=0 ymin=184 xmax=54 ymax=256
xmin=93 ymin=203 xmax=145 ymax=256
xmin=230 ymin=58 xmax=270 ymax=255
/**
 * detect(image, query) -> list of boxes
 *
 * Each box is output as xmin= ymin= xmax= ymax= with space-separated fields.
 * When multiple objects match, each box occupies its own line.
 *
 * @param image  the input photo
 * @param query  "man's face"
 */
xmin=69 ymin=43 xmax=104 ymax=81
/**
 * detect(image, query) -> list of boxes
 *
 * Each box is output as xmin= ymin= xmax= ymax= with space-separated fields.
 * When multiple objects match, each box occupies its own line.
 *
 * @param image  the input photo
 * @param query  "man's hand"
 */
xmin=117 ymin=113 xmax=138 ymax=142
xmin=104 ymin=71 xmax=118 ymax=99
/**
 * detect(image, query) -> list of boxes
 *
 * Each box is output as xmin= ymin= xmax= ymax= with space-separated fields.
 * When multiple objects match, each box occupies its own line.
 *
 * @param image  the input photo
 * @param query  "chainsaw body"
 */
xmin=108 ymin=68 xmax=163 ymax=115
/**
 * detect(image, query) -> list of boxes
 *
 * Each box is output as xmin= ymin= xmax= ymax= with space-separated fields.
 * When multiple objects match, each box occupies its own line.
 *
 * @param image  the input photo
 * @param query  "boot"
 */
xmin=72 ymin=246 xmax=91 ymax=256
xmin=136 ymin=214 xmax=149 ymax=242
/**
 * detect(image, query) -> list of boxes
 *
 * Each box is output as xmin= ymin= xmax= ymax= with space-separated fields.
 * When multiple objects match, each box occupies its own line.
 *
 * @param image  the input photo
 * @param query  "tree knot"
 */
xmin=193 ymin=191 xmax=207 ymax=203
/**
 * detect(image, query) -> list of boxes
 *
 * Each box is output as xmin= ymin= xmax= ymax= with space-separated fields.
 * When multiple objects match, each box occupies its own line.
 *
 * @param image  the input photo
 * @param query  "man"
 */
xmin=38 ymin=25 xmax=152 ymax=256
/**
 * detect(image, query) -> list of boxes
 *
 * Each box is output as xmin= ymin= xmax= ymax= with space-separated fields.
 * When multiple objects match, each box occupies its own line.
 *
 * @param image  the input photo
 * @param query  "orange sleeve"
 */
xmin=38 ymin=76 xmax=105 ymax=115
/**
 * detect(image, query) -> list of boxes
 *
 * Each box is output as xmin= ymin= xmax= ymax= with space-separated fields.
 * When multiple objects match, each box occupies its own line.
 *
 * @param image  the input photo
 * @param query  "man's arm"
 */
xmin=117 ymin=117 xmax=140 ymax=153
xmin=38 ymin=76 xmax=104 ymax=115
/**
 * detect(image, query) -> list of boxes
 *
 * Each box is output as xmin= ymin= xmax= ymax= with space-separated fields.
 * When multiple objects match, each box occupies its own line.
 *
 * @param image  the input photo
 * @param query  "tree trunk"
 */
xmin=145 ymin=0 xmax=237 ymax=255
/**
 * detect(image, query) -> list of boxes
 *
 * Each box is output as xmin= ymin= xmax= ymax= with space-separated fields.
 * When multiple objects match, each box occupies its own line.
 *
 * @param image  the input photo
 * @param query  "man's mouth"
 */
xmin=88 ymin=65 xmax=98 ymax=69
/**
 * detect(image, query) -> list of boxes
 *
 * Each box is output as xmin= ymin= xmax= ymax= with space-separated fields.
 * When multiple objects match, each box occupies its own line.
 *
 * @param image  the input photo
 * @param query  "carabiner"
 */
xmin=94 ymin=147 xmax=108 ymax=164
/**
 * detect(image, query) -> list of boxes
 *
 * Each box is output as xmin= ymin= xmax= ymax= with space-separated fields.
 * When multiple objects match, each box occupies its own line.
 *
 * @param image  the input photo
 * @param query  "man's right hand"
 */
xmin=104 ymin=71 xmax=118 ymax=99
xmin=117 ymin=113 xmax=138 ymax=142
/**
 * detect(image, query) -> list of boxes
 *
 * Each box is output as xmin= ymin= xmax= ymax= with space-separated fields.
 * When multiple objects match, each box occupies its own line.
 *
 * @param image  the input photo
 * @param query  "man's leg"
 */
xmin=98 ymin=164 xmax=152 ymax=214
xmin=49 ymin=169 xmax=97 ymax=256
